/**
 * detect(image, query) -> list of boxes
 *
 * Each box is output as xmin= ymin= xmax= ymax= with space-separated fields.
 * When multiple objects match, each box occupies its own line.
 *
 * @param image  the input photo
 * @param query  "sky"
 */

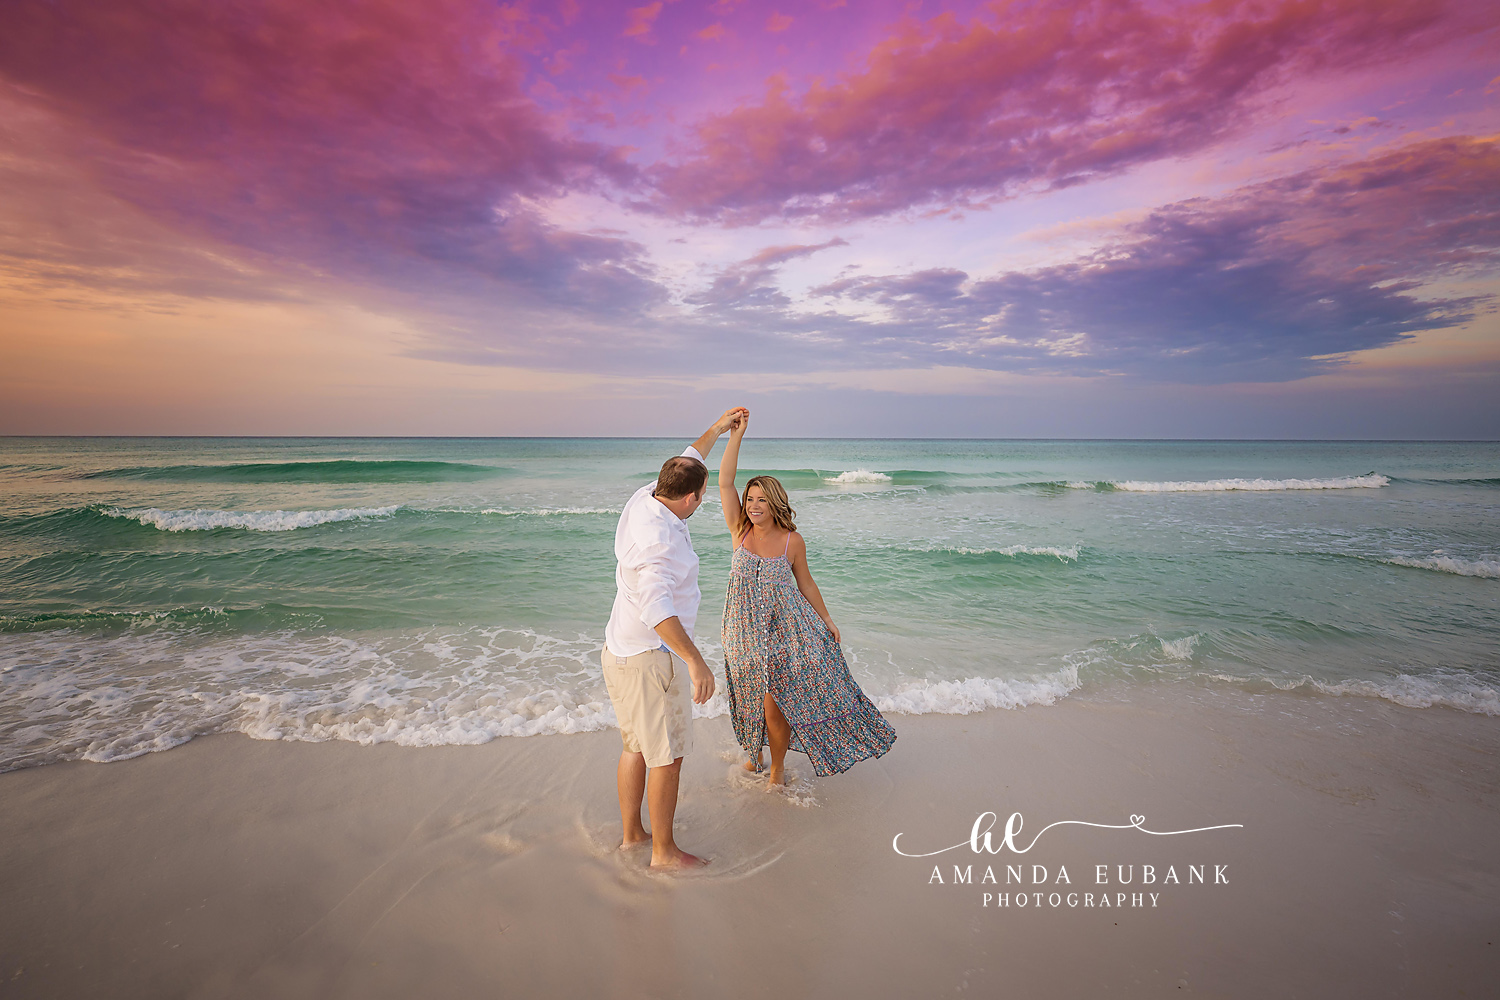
xmin=1 ymin=0 xmax=1498 ymax=438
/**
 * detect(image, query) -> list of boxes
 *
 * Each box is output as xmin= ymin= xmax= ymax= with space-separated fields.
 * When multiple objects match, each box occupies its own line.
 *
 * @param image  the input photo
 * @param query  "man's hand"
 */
xmin=714 ymin=406 xmax=748 ymax=435
xmin=687 ymin=658 xmax=716 ymax=705
xmin=729 ymin=409 xmax=749 ymax=438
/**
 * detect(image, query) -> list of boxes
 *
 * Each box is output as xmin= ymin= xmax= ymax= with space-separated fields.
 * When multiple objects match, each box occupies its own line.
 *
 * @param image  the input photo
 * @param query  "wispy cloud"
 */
xmin=687 ymin=238 xmax=848 ymax=310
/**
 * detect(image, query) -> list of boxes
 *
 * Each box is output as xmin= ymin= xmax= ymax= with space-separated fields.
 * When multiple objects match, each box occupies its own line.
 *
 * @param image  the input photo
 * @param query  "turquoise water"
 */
xmin=1 ymin=437 xmax=1497 ymax=770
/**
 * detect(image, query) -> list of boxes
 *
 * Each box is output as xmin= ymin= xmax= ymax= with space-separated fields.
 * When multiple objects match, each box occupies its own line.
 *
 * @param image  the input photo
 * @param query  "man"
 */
xmin=603 ymin=406 xmax=747 ymax=869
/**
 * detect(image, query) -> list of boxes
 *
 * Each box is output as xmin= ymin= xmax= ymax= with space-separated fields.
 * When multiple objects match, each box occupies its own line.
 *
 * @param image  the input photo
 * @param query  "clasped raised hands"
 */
xmin=716 ymin=406 xmax=750 ymax=436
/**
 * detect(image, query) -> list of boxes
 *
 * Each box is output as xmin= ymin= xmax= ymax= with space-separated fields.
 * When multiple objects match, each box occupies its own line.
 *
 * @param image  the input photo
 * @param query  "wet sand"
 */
xmin=1 ymin=681 xmax=1497 ymax=998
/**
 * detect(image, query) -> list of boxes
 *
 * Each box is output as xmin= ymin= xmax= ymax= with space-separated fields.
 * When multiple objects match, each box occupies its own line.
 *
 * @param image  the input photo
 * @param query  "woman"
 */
xmin=719 ymin=410 xmax=896 ymax=786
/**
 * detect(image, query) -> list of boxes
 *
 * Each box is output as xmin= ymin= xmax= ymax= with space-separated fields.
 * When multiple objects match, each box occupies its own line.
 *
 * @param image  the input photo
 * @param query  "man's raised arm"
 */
xmin=689 ymin=407 xmax=748 ymax=460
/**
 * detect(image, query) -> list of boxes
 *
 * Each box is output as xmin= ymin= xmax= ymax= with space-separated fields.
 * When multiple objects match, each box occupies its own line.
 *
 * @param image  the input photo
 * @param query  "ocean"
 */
xmin=1 ymin=437 xmax=1496 ymax=772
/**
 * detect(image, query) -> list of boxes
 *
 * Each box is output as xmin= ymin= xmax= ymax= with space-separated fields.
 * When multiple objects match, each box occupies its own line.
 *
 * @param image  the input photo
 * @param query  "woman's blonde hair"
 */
xmin=736 ymin=475 xmax=797 ymax=537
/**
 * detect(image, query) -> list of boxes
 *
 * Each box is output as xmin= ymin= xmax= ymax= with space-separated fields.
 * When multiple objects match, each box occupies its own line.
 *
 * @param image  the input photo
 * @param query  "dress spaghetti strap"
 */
xmin=781 ymin=531 xmax=791 ymax=557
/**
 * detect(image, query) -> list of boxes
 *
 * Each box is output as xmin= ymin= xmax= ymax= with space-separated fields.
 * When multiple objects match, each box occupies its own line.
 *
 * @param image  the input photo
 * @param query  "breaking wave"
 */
xmin=1070 ymin=474 xmax=1390 ymax=492
xmin=478 ymin=507 xmax=619 ymax=516
xmin=1380 ymin=554 xmax=1500 ymax=579
xmin=83 ymin=460 xmax=508 ymax=483
xmin=104 ymin=505 xmax=400 ymax=532
xmin=1230 ymin=671 xmax=1500 ymax=716
xmin=900 ymin=543 xmax=1081 ymax=561
xmin=824 ymin=469 xmax=894 ymax=485
xmin=871 ymin=668 xmax=1082 ymax=715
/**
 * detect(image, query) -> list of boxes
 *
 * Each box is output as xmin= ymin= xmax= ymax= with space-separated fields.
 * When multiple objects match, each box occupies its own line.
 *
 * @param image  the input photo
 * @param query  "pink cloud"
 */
xmin=654 ymin=0 xmax=1498 ymax=223
xmin=0 ymin=1 xmax=610 ymax=191
xmin=625 ymin=2 xmax=665 ymax=39
xmin=611 ymin=73 xmax=649 ymax=95
xmin=766 ymin=12 xmax=793 ymax=33
xmin=0 ymin=0 xmax=646 ymax=310
xmin=546 ymin=40 xmax=588 ymax=76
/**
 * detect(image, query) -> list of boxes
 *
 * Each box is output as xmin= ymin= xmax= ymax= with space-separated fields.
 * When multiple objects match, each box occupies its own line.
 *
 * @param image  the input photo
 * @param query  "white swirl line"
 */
xmin=891 ymin=811 xmax=1243 ymax=858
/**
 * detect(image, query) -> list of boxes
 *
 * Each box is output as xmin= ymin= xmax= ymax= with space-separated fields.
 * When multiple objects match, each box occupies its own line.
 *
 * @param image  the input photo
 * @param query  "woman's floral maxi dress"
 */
xmin=721 ymin=540 xmax=896 ymax=776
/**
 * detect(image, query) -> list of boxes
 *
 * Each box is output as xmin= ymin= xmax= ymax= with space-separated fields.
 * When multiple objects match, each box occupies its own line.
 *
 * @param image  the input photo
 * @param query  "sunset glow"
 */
xmin=2 ymin=0 xmax=1497 ymax=435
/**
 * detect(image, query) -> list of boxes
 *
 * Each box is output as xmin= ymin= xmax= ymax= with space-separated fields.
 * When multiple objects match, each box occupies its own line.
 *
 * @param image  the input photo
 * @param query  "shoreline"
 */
xmin=7 ymin=665 xmax=1498 ymax=775
xmin=2 ymin=681 xmax=1497 ymax=997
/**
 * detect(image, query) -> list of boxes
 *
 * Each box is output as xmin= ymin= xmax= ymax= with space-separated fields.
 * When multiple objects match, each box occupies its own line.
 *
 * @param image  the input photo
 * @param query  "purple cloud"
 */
xmin=809 ymin=136 xmax=1500 ymax=379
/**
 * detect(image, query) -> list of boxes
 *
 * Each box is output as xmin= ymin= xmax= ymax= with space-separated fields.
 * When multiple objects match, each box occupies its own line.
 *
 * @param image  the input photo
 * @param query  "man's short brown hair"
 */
xmin=654 ymin=455 xmax=708 ymax=500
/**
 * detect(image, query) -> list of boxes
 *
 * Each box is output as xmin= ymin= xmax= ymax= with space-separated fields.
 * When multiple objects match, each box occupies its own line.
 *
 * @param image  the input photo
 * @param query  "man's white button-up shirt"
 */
xmin=604 ymin=446 xmax=704 ymax=658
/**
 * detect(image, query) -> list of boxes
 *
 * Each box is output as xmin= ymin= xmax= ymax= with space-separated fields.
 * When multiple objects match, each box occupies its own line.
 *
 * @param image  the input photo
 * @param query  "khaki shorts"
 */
xmin=601 ymin=645 xmax=693 ymax=768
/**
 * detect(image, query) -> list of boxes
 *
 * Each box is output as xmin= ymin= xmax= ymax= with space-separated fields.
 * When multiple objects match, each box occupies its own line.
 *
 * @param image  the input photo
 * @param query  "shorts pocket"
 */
xmin=648 ymin=649 xmax=675 ymax=693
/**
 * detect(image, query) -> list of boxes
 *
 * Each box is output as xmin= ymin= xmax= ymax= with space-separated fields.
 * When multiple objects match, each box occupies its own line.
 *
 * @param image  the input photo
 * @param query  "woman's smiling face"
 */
xmin=744 ymin=485 xmax=770 ymax=525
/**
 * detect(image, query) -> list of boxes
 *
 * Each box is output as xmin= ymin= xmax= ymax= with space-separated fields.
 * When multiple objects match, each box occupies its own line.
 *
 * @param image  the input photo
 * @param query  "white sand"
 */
xmin=2 ymin=680 xmax=1497 ymax=998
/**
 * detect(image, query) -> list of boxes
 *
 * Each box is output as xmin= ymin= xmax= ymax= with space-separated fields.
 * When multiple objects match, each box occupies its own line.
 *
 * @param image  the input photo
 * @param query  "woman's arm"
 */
xmin=787 ymin=532 xmax=841 ymax=643
xmin=719 ymin=410 xmax=748 ymax=536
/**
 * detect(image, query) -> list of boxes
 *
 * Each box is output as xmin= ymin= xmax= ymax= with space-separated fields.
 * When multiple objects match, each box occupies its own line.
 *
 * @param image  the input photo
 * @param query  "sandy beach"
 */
xmin=2 ymin=680 xmax=1496 ymax=998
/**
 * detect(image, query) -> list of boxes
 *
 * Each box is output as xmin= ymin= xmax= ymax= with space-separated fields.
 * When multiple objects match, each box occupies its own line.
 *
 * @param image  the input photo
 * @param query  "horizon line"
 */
xmin=2 ymin=435 xmax=1497 ymax=444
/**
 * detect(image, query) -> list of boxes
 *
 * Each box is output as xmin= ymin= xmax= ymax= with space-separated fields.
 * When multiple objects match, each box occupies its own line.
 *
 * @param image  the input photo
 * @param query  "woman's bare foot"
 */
xmin=765 ymin=763 xmax=785 ymax=786
xmin=618 ymin=833 xmax=650 ymax=851
xmin=649 ymin=847 xmax=709 ymax=870
xmin=742 ymin=753 xmax=762 ymax=772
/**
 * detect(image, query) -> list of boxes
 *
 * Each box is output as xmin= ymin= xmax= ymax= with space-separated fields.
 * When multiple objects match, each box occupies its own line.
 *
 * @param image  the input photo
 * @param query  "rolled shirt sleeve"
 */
xmin=633 ymin=538 xmax=680 ymax=630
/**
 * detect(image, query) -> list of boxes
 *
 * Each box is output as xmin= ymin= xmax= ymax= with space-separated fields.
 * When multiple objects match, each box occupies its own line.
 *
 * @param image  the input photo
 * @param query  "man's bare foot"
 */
xmin=649 ymin=847 xmax=709 ymax=870
xmin=766 ymin=764 xmax=785 ymax=786
xmin=618 ymin=834 xmax=651 ymax=850
xmin=742 ymin=753 xmax=762 ymax=772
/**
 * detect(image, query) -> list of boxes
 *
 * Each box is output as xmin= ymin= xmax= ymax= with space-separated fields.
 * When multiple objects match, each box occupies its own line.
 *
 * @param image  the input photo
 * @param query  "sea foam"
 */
xmin=961 ymin=543 xmax=1079 ymax=561
xmin=0 ymin=625 xmax=740 ymax=771
xmin=1381 ymin=554 xmax=1500 ymax=579
xmin=105 ymin=505 xmax=400 ymax=532
xmin=824 ymin=469 xmax=893 ymax=484
xmin=1081 ymin=474 xmax=1390 ymax=492
xmin=0 ymin=622 xmax=1087 ymax=771
xmin=1159 ymin=634 xmax=1200 ymax=660
xmin=871 ymin=667 xmax=1081 ymax=715
xmin=905 ymin=543 xmax=1081 ymax=561
xmin=478 ymin=507 xmax=619 ymax=516
xmin=1252 ymin=672 xmax=1500 ymax=716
